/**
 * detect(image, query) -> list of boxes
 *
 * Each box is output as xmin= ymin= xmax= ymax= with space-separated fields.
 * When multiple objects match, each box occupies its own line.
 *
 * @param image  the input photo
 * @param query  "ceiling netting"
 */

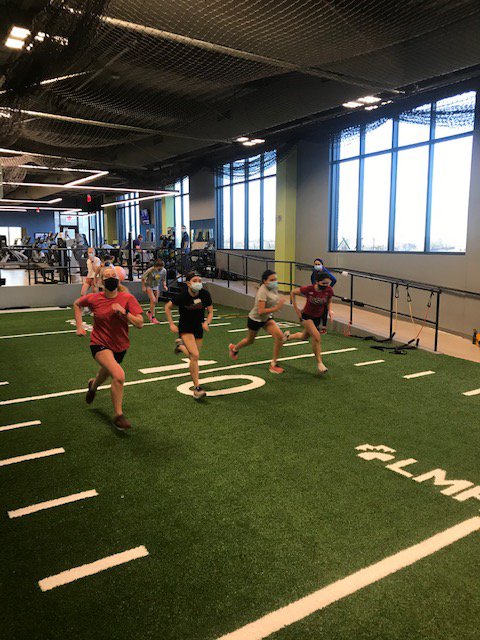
xmin=0 ymin=0 xmax=479 ymax=181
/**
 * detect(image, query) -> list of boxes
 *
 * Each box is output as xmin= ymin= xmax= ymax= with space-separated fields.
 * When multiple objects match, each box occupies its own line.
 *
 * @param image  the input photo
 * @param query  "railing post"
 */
xmin=290 ymin=261 xmax=293 ymax=292
xmin=227 ymin=252 xmax=230 ymax=288
xmin=245 ymin=255 xmax=248 ymax=294
xmin=389 ymin=282 xmax=394 ymax=337
xmin=434 ymin=290 xmax=441 ymax=352
xmin=350 ymin=273 xmax=354 ymax=325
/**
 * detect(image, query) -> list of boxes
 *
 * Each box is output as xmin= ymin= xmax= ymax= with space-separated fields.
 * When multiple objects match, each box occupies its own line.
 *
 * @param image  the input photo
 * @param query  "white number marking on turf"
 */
xmin=354 ymin=360 xmax=385 ymax=367
xmin=8 ymin=489 xmax=98 ymax=519
xmin=0 ymin=306 xmax=70 ymax=314
xmin=177 ymin=375 xmax=265 ymax=397
xmin=139 ymin=360 xmax=217 ymax=374
xmin=0 ymin=420 xmax=41 ymax=432
xmin=403 ymin=370 xmax=435 ymax=379
xmin=216 ymin=516 xmax=480 ymax=640
xmin=38 ymin=545 xmax=149 ymax=592
xmin=0 ymin=381 xmax=9 ymax=386
xmin=0 ymin=349 xmax=358 ymax=406
xmin=0 ymin=448 xmax=65 ymax=467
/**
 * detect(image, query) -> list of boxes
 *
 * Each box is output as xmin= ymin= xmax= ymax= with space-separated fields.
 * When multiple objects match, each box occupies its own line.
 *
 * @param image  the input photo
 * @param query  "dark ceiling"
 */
xmin=1 ymin=0 xmax=480 ymax=196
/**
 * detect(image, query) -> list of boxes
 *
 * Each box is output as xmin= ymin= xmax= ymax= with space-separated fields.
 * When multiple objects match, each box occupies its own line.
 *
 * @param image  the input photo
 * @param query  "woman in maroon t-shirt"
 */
xmin=288 ymin=271 xmax=334 ymax=374
xmin=73 ymin=265 xmax=144 ymax=431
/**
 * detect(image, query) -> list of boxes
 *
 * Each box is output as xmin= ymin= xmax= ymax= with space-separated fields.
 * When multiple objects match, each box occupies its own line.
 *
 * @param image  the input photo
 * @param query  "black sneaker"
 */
xmin=86 ymin=379 xmax=96 ymax=404
xmin=193 ymin=386 xmax=207 ymax=401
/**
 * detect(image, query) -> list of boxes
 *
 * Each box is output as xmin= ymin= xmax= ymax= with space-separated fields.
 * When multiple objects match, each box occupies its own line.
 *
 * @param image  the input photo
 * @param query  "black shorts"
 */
xmin=301 ymin=312 xmax=322 ymax=328
xmin=179 ymin=325 xmax=204 ymax=340
xmin=90 ymin=345 xmax=127 ymax=364
xmin=247 ymin=316 xmax=273 ymax=332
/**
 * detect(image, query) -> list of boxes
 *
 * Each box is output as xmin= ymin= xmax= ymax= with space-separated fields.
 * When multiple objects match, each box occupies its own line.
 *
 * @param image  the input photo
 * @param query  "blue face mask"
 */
xmin=266 ymin=281 xmax=278 ymax=291
xmin=190 ymin=282 xmax=203 ymax=293
xmin=314 ymin=264 xmax=323 ymax=271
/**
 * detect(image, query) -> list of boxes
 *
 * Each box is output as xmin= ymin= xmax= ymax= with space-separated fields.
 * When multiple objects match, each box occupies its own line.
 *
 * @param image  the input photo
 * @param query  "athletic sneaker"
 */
xmin=146 ymin=311 xmax=153 ymax=321
xmin=174 ymin=338 xmax=184 ymax=355
xmin=269 ymin=363 xmax=285 ymax=374
xmin=113 ymin=414 xmax=131 ymax=431
xmin=86 ymin=378 xmax=96 ymax=404
xmin=282 ymin=331 xmax=291 ymax=343
xmin=317 ymin=362 xmax=328 ymax=374
xmin=320 ymin=328 xmax=327 ymax=335
xmin=229 ymin=343 xmax=239 ymax=360
xmin=193 ymin=386 xmax=207 ymax=400
xmin=151 ymin=317 xmax=160 ymax=325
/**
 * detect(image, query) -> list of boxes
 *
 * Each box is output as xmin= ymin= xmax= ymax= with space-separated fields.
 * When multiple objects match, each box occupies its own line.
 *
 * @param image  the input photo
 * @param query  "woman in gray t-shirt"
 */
xmin=228 ymin=269 xmax=288 ymax=374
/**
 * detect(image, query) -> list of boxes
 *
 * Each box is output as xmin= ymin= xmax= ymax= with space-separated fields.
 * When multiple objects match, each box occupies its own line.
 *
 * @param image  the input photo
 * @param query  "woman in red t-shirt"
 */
xmin=288 ymin=271 xmax=334 ymax=374
xmin=73 ymin=265 xmax=144 ymax=431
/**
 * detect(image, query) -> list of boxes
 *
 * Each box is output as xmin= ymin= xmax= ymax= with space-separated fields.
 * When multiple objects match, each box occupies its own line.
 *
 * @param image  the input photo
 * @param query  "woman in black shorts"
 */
xmin=164 ymin=271 xmax=213 ymax=400
xmin=74 ymin=265 xmax=144 ymax=430
xmin=288 ymin=271 xmax=334 ymax=374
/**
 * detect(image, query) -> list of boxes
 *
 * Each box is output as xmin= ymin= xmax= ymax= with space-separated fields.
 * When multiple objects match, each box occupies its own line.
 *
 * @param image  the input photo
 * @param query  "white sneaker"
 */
xmin=282 ymin=331 xmax=291 ymax=343
xmin=317 ymin=362 xmax=328 ymax=374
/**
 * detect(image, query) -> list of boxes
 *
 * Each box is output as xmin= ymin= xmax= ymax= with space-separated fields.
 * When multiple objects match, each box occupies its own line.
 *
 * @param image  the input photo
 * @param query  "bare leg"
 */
xmin=94 ymin=350 xmax=126 ymax=416
xmin=234 ymin=329 xmax=257 ymax=352
xmin=147 ymin=288 xmax=156 ymax=316
xmin=181 ymin=334 xmax=201 ymax=387
xmin=264 ymin=321 xmax=284 ymax=365
xmin=302 ymin=319 xmax=324 ymax=365
xmin=92 ymin=366 xmax=110 ymax=390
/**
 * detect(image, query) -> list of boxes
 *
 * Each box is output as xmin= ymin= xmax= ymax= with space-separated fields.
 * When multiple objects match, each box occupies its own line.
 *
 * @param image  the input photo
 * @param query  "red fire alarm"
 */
xmin=87 ymin=194 xmax=92 ymax=203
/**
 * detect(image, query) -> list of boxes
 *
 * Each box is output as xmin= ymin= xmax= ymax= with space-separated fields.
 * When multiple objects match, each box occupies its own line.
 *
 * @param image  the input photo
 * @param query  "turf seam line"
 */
xmin=0 ymin=420 xmax=41 ymax=432
xmin=8 ymin=490 xmax=98 ymax=518
xmin=0 ymin=349 xmax=357 ymax=406
xmin=38 ymin=545 xmax=149 ymax=592
xmin=217 ymin=516 xmax=480 ymax=640
xmin=0 ymin=448 xmax=65 ymax=467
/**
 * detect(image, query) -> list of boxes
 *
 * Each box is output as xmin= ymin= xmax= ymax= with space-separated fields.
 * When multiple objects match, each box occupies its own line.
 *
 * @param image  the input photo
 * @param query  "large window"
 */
xmin=330 ymin=90 xmax=476 ymax=253
xmin=173 ymin=177 xmax=189 ymax=248
xmin=216 ymin=151 xmax=276 ymax=250
xmin=117 ymin=192 xmax=140 ymax=242
xmin=0 ymin=226 xmax=22 ymax=244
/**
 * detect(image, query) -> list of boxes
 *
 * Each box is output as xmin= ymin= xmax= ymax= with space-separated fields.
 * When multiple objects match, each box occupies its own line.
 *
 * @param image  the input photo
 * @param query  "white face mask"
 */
xmin=190 ymin=282 xmax=203 ymax=293
xmin=266 ymin=281 xmax=278 ymax=291
xmin=314 ymin=264 xmax=323 ymax=271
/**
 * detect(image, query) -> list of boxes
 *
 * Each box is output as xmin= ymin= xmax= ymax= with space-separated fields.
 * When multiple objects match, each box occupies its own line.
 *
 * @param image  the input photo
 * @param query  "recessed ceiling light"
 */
xmin=48 ymin=198 xmax=63 ymax=204
xmin=10 ymin=26 xmax=30 ymax=39
xmin=242 ymin=141 xmax=256 ymax=146
xmin=342 ymin=101 xmax=362 ymax=108
xmin=365 ymin=105 xmax=379 ymax=111
xmin=236 ymin=136 xmax=249 ymax=143
xmin=251 ymin=138 xmax=265 ymax=144
xmin=358 ymin=96 xmax=381 ymax=104
xmin=5 ymin=37 xmax=24 ymax=50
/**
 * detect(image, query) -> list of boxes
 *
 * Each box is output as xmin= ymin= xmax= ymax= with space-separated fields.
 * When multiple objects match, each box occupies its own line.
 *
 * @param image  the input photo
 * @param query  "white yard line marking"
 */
xmin=209 ymin=322 xmax=231 ymax=327
xmin=462 ymin=388 xmax=480 ymax=397
xmin=139 ymin=360 xmax=217 ymax=374
xmin=283 ymin=341 xmax=309 ymax=347
xmin=8 ymin=490 xmax=98 ymax=519
xmin=0 ymin=447 xmax=65 ymax=467
xmin=0 ymin=349 xmax=357 ymax=406
xmin=229 ymin=328 xmax=249 ymax=333
xmin=0 ymin=381 xmax=9 ymax=386
xmin=0 ymin=329 xmax=76 ymax=340
xmin=0 ymin=306 xmax=70 ymax=314
xmin=38 ymin=545 xmax=149 ymax=592
xmin=354 ymin=360 xmax=385 ymax=367
xmin=0 ymin=420 xmax=41 ymax=432
xmin=403 ymin=370 xmax=435 ymax=379
xmin=217 ymin=516 xmax=480 ymax=640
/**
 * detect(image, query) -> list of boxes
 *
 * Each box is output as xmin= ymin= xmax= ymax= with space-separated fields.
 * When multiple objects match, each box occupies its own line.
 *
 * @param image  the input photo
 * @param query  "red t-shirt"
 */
xmin=77 ymin=291 xmax=143 ymax=352
xmin=300 ymin=285 xmax=334 ymax=317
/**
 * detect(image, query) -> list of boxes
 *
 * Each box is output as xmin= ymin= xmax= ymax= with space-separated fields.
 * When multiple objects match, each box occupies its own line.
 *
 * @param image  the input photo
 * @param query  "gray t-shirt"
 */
xmin=249 ymin=284 xmax=279 ymax=322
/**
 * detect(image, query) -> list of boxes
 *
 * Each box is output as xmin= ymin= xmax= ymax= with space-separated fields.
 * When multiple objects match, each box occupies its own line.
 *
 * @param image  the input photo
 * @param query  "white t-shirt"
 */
xmin=249 ymin=284 xmax=279 ymax=322
xmin=87 ymin=256 xmax=100 ymax=278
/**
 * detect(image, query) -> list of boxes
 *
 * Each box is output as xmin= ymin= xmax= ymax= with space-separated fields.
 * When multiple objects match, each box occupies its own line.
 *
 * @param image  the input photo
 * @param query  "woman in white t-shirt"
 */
xmin=81 ymin=248 xmax=101 ymax=295
xmin=228 ymin=269 xmax=288 ymax=374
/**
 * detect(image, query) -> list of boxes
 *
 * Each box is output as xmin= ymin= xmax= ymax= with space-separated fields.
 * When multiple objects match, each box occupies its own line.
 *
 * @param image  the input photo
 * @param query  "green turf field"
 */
xmin=0 ymin=301 xmax=479 ymax=640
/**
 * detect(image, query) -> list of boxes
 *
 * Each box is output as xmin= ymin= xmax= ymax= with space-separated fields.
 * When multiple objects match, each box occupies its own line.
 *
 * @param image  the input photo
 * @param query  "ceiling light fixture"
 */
xmin=101 ymin=194 xmax=173 ymax=208
xmin=236 ymin=136 xmax=249 ymax=143
xmin=358 ymin=96 xmax=381 ymax=104
xmin=10 ymin=26 xmax=31 ymax=40
xmin=5 ymin=37 xmax=24 ymax=50
xmin=0 ymin=197 xmax=63 ymax=205
xmin=1 ymin=181 xmax=173 ymax=195
xmin=242 ymin=141 xmax=256 ymax=146
xmin=365 ymin=105 xmax=379 ymax=111
xmin=64 ymin=170 xmax=109 ymax=188
xmin=0 ymin=205 xmax=82 ymax=212
xmin=342 ymin=101 xmax=363 ymax=108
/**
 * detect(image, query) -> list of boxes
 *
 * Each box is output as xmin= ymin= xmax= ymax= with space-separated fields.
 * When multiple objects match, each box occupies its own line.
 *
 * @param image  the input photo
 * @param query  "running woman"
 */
xmin=164 ymin=271 xmax=213 ymax=400
xmin=229 ymin=269 xmax=288 ymax=374
xmin=141 ymin=258 xmax=168 ymax=324
xmin=288 ymin=271 xmax=334 ymax=374
xmin=310 ymin=258 xmax=336 ymax=332
xmin=73 ymin=265 xmax=144 ymax=431
xmin=81 ymin=248 xmax=100 ymax=295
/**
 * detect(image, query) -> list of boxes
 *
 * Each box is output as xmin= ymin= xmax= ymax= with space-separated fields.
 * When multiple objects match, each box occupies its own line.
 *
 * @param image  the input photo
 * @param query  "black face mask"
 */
xmin=104 ymin=277 xmax=119 ymax=291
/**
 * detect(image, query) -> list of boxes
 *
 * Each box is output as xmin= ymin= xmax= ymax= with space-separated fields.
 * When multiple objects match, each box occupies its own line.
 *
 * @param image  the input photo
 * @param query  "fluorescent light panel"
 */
xmin=102 ymin=194 xmax=165 ymax=208
xmin=5 ymin=38 xmax=24 ymax=50
xmin=358 ymin=95 xmax=381 ymax=104
xmin=0 ymin=198 xmax=63 ymax=205
xmin=10 ymin=26 xmax=31 ymax=39
xmin=342 ymin=101 xmax=362 ymax=108
xmin=0 ymin=205 xmax=81 ymax=212
xmin=1 ymin=181 xmax=172 ymax=194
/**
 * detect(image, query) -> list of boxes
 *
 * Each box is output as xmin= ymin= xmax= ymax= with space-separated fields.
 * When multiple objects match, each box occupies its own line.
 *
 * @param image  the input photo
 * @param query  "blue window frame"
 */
xmin=216 ymin=151 xmax=276 ymax=250
xmin=116 ymin=192 xmax=140 ymax=242
xmin=173 ymin=177 xmax=189 ymax=248
xmin=329 ymin=90 xmax=477 ymax=253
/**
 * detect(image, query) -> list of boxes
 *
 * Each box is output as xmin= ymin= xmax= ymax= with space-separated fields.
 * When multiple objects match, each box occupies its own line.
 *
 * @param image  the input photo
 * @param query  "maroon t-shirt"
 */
xmin=300 ymin=285 xmax=334 ymax=317
xmin=77 ymin=291 xmax=143 ymax=352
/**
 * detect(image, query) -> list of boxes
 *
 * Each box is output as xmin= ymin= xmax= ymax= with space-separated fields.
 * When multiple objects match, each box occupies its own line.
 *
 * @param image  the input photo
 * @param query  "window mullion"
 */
xmin=388 ymin=118 xmax=399 ymax=251
xmin=356 ymin=126 xmax=365 ymax=251
xmin=424 ymin=103 xmax=436 ymax=252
